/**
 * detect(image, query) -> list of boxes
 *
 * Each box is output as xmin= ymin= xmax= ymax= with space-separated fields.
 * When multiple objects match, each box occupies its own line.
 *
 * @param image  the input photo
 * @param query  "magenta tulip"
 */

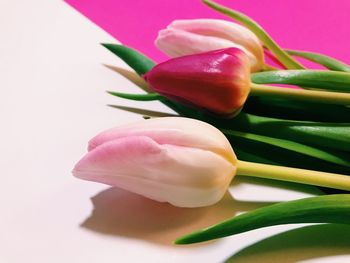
xmin=144 ymin=47 xmax=251 ymax=116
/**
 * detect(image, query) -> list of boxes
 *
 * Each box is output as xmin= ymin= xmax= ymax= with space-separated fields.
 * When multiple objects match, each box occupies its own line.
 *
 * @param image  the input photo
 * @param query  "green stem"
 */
xmin=286 ymin=49 xmax=350 ymax=72
xmin=250 ymin=83 xmax=350 ymax=105
xmin=202 ymin=0 xmax=304 ymax=69
xmin=236 ymin=160 xmax=350 ymax=191
xmin=252 ymin=70 xmax=350 ymax=92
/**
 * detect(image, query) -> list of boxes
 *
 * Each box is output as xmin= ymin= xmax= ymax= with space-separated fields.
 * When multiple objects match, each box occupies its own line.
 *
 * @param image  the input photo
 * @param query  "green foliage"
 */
xmin=175 ymin=194 xmax=350 ymax=244
xmin=286 ymin=49 xmax=350 ymax=72
xmin=101 ymin=43 xmax=155 ymax=75
xmin=252 ymin=70 xmax=350 ymax=92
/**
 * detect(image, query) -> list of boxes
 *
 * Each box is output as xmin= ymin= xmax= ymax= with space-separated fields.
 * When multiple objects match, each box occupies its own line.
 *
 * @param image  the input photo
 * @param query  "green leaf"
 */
xmin=222 ymin=129 xmax=350 ymax=167
xmin=244 ymin=96 xmax=350 ymax=123
xmin=202 ymin=0 xmax=303 ymax=69
xmin=252 ymin=70 xmax=350 ymax=92
xmin=107 ymin=91 xmax=164 ymax=101
xmin=101 ymin=43 xmax=155 ymax=75
xmin=230 ymin=113 xmax=350 ymax=154
xmin=175 ymin=194 xmax=350 ymax=244
xmin=101 ymin=44 xmax=201 ymax=117
xmin=228 ymin=138 xmax=350 ymax=178
xmin=233 ymin=146 xmax=280 ymax=165
xmin=225 ymin=224 xmax=350 ymax=262
xmin=286 ymin=49 xmax=350 ymax=72
xmin=281 ymin=124 xmax=350 ymax=153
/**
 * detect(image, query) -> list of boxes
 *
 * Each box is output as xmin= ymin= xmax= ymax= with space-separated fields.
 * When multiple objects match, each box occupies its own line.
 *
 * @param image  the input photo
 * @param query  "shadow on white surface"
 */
xmin=81 ymin=187 xmax=274 ymax=246
xmin=224 ymin=224 xmax=350 ymax=263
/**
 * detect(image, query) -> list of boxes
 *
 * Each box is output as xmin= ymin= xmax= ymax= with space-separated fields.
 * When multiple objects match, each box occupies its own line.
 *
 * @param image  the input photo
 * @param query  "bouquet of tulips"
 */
xmin=73 ymin=0 xmax=350 ymax=244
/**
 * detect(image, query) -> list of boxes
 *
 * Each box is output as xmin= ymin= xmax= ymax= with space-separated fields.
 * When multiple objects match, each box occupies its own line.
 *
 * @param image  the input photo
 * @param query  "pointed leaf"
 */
xmin=101 ymin=43 xmax=155 ymax=75
xmin=107 ymin=91 xmax=163 ymax=101
xmin=175 ymin=194 xmax=350 ymax=244
xmin=222 ymin=129 xmax=350 ymax=167
xmin=231 ymin=113 xmax=350 ymax=154
xmin=286 ymin=49 xmax=350 ymax=72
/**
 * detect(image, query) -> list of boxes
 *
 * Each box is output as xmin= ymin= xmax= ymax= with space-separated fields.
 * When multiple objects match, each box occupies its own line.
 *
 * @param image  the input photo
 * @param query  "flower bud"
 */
xmin=156 ymin=19 xmax=264 ymax=72
xmin=144 ymin=48 xmax=251 ymax=116
xmin=73 ymin=117 xmax=237 ymax=208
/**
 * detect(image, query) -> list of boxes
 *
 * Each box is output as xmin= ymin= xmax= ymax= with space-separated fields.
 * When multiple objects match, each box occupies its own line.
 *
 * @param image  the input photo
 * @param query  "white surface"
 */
xmin=1 ymin=1 xmax=350 ymax=262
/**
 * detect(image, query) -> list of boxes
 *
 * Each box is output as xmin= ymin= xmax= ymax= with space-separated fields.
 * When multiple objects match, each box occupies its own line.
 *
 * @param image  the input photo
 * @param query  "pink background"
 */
xmin=65 ymin=0 xmax=350 ymax=64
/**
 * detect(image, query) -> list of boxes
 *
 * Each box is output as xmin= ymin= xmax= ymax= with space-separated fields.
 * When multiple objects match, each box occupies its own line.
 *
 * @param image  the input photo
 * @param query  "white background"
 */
xmin=1 ymin=1 xmax=350 ymax=262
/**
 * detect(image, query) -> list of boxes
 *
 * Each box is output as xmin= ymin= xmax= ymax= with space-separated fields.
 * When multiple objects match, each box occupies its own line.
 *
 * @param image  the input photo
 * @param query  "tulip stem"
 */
xmin=250 ymin=83 xmax=350 ymax=105
xmin=236 ymin=160 xmax=350 ymax=191
xmin=202 ymin=0 xmax=304 ymax=69
xmin=262 ymin=64 xmax=278 ymax=71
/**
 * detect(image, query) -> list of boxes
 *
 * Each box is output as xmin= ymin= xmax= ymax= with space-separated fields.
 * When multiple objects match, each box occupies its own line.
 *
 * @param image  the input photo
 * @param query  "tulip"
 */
xmin=73 ymin=117 xmax=237 ymax=208
xmin=144 ymin=48 xmax=251 ymax=116
xmin=103 ymin=44 xmax=350 ymax=117
xmin=73 ymin=117 xmax=350 ymax=208
xmin=155 ymin=19 xmax=264 ymax=72
xmin=141 ymin=48 xmax=350 ymax=116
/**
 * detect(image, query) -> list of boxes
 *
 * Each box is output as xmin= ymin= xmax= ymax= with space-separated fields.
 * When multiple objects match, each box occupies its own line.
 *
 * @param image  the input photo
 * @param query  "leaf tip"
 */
xmin=100 ymin=42 xmax=110 ymax=48
xmin=173 ymin=237 xmax=187 ymax=245
xmin=173 ymin=232 xmax=204 ymax=245
xmin=101 ymin=43 xmax=121 ymax=51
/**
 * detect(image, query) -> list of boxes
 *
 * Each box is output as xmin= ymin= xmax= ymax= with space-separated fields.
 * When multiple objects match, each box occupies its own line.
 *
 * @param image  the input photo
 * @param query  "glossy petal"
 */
xmin=144 ymin=48 xmax=251 ymax=116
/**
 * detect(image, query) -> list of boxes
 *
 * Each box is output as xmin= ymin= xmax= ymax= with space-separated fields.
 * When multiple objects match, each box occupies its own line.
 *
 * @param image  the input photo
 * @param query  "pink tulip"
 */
xmin=73 ymin=117 xmax=237 ymax=208
xmin=144 ymin=48 xmax=251 ymax=116
xmin=156 ymin=19 xmax=264 ymax=72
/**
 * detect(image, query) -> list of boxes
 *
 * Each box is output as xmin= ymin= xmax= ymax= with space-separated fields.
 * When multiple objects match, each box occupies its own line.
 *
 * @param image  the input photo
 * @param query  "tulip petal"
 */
xmin=73 ymin=135 xmax=236 ymax=207
xmin=156 ymin=19 xmax=264 ymax=72
xmin=157 ymin=28 xmax=249 ymax=58
xmin=156 ymin=28 xmax=259 ymax=71
xmin=88 ymin=117 xmax=236 ymax=163
xmin=171 ymin=19 xmax=263 ymax=63
xmin=144 ymin=49 xmax=251 ymax=115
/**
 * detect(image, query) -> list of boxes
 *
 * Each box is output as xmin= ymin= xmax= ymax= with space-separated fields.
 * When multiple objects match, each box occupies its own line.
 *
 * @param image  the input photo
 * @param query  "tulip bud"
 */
xmin=144 ymin=48 xmax=251 ymax=116
xmin=156 ymin=19 xmax=264 ymax=72
xmin=73 ymin=117 xmax=237 ymax=208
